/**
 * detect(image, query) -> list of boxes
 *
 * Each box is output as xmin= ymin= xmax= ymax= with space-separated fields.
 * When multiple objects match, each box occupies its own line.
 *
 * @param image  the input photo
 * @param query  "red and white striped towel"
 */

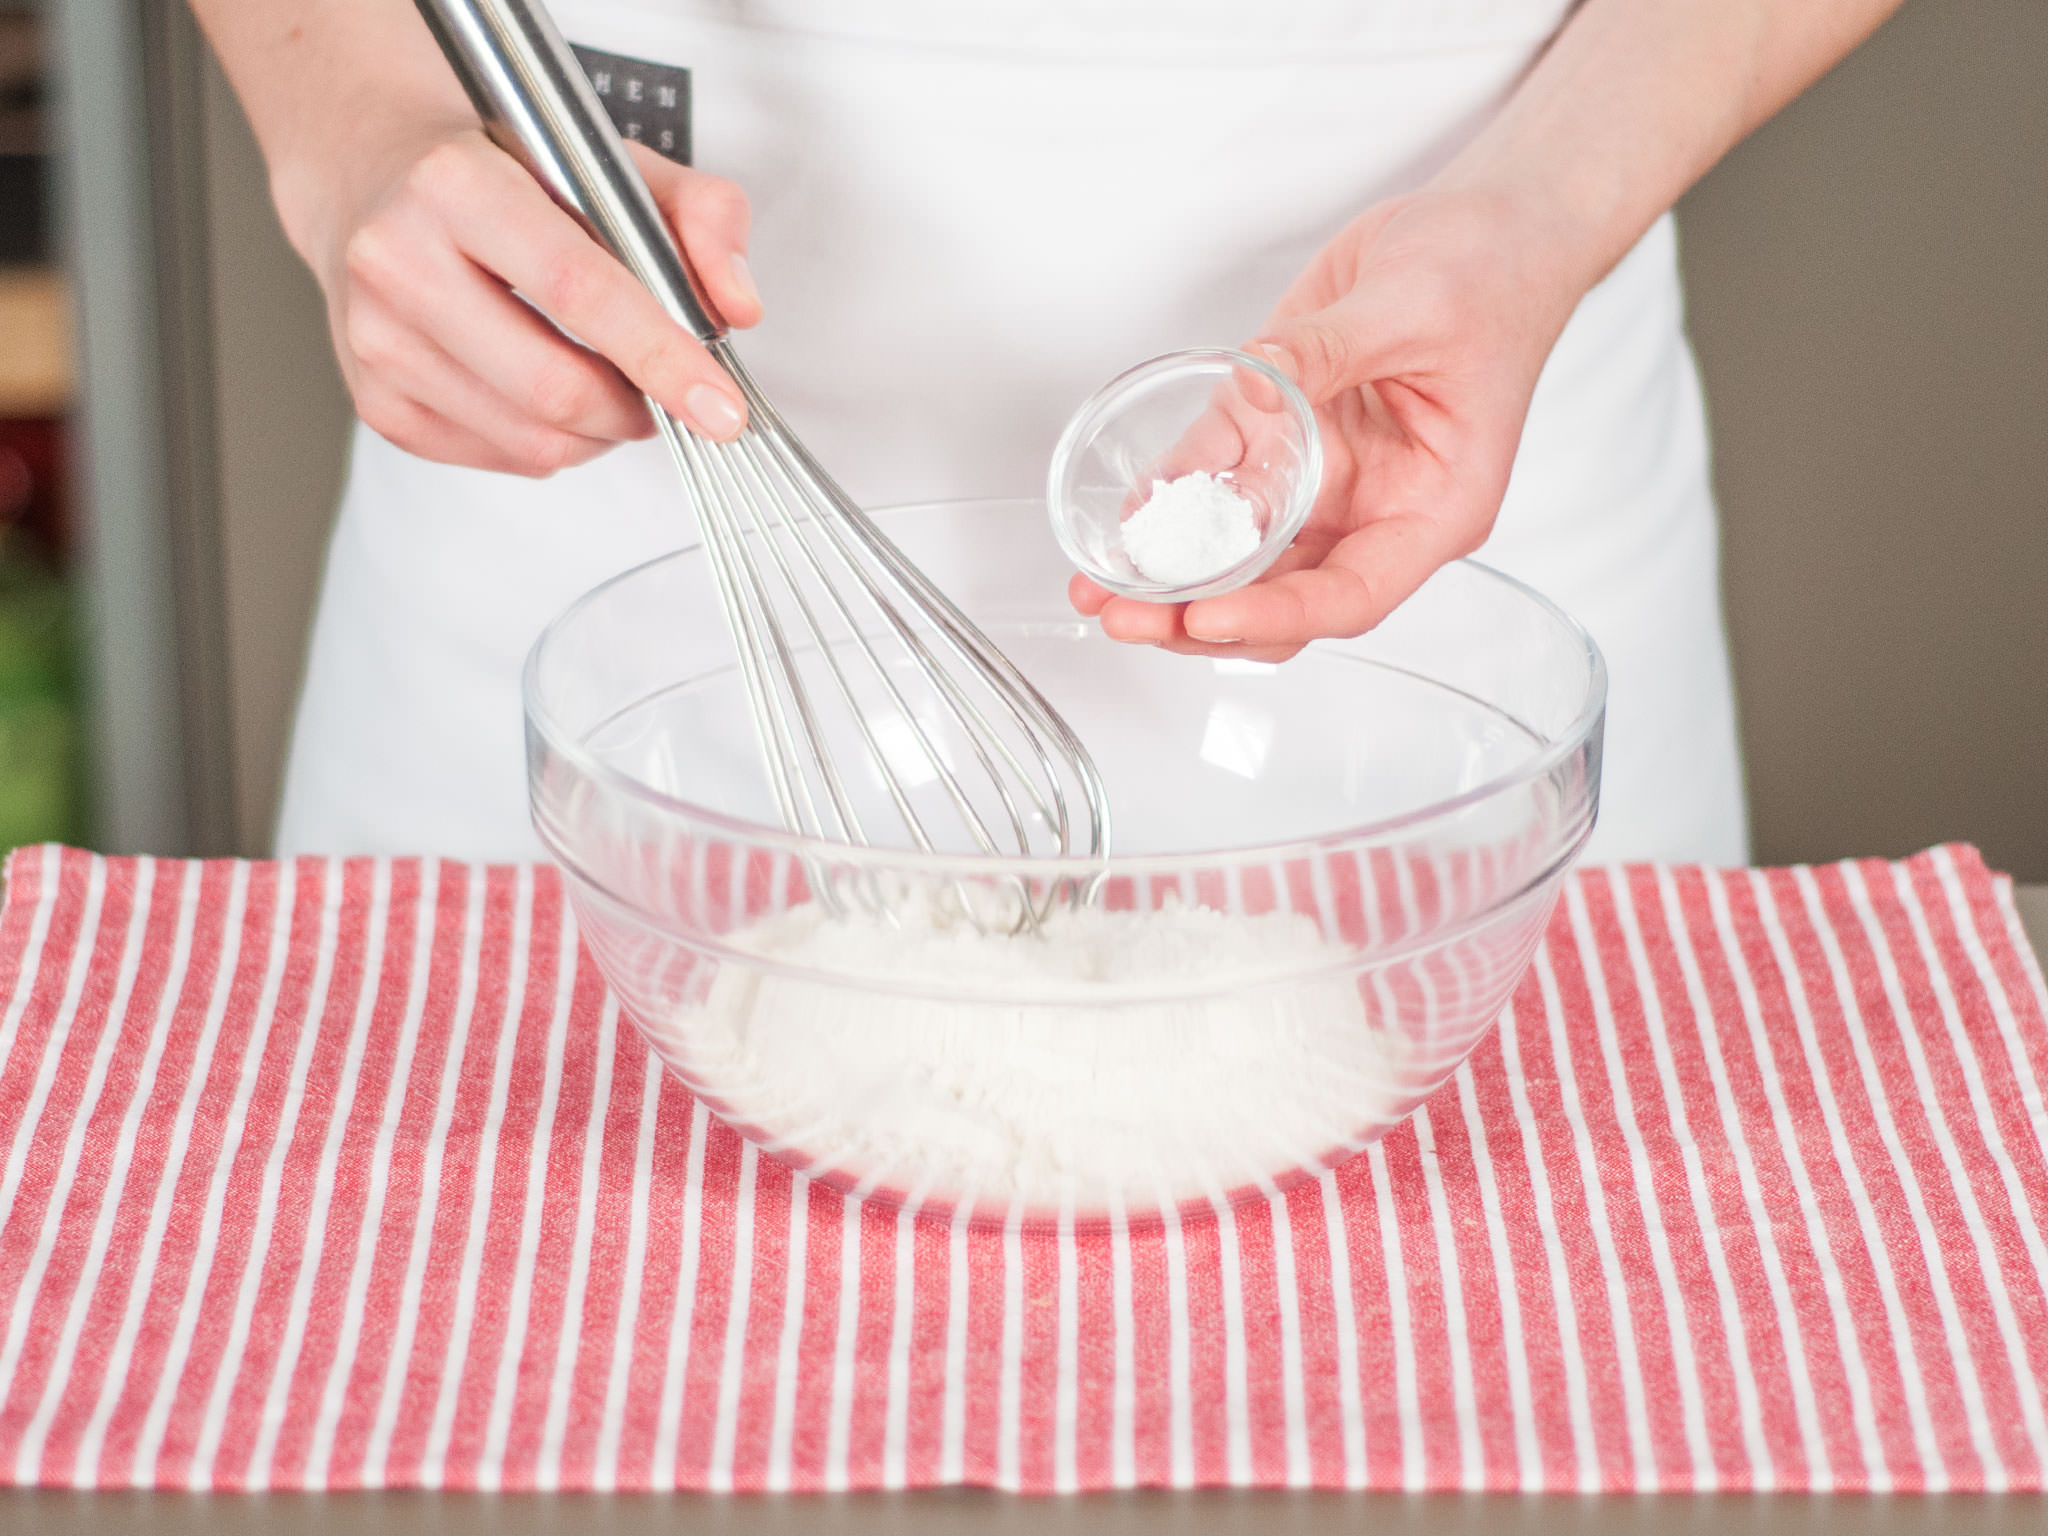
xmin=0 ymin=842 xmax=2042 ymax=1493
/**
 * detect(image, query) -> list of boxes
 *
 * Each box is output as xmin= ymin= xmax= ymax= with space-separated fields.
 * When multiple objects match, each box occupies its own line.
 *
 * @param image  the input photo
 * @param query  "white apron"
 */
xmin=277 ymin=0 xmax=1748 ymax=866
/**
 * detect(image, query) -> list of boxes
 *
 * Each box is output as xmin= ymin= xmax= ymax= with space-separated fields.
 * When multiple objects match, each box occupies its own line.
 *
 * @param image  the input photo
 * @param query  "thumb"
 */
xmin=1252 ymin=292 xmax=1390 ymax=409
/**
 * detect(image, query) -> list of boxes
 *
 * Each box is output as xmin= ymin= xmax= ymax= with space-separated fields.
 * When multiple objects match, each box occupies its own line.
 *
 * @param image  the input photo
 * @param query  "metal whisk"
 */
xmin=418 ymin=0 xmax=1111 ymax=918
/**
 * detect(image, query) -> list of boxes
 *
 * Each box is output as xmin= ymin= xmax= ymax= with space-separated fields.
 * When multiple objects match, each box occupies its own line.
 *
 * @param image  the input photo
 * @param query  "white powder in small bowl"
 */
xmin=1120 ymin=471 xmax=1263 ymax=586
xmin=648 ymin=894 xmax=1398 ymax=1216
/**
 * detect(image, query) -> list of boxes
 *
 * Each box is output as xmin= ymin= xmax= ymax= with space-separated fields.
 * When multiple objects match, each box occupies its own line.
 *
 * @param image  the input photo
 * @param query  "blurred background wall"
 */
xmin=1682 ymin=0 xmax=2047 ymax=879
xmin=43 ymin=0 xmax=346 ymax=856
xmin=34 ymin=0 xmax=2048 ymax=875
xmin=0 ymin=0 xmax=86 ymax=853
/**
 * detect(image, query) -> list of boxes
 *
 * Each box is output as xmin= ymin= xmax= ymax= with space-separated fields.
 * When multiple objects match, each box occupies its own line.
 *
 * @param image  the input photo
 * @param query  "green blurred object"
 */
xmin=0 ymin=546 xmax=83 ymax=853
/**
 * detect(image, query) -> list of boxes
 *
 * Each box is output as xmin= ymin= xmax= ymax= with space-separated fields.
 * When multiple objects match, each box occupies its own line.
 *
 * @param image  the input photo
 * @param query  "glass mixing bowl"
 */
xmin=526 ymin=498 xmax=1605 ymax=1228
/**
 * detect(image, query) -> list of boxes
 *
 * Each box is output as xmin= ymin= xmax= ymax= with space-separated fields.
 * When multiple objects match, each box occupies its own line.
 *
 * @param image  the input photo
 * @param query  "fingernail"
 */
xmin=684 ymin=384 xmax=745 ymax=439
xmin=730 ymin=253 xmax=761 ymax=311
xmin=1249 ymin=341 xmax=1298 ymax=382
xmin=1184 ymin=607 xmax=1243 ymax=643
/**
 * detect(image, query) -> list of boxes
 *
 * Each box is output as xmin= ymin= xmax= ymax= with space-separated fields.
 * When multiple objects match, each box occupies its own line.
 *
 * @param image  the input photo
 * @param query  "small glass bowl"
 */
xmin=1047 ymin=346 xmax=1323 ymax=604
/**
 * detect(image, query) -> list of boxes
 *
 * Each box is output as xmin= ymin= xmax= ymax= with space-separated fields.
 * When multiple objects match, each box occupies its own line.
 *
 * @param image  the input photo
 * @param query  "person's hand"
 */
xmin=294 ymin=123 xmax=762 ymax=477
xmin=1069 ymin=190 xmax=1582 ymax=660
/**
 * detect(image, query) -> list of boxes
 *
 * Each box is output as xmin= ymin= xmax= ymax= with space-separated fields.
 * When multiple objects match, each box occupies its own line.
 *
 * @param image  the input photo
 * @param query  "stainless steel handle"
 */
xmin=414 ymin=0 xmax=725 ymax=342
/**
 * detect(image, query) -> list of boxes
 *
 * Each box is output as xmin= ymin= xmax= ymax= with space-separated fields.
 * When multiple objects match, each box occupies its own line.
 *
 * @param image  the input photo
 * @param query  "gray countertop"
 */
xmin=5 ymin=891 xmax=2044 ymax=1532
xmin=2 ymin=1484 xmax=2043 ymax=1533
xmin=2014 ymin=884 xmax=2047 ymax=964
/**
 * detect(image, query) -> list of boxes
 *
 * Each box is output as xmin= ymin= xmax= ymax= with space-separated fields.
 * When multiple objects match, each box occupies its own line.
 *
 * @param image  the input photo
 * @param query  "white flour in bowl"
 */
xmin=647 ymin=893 xmax=1398 ymax=1213
xmin=1120 ymin=471 xmax=1262 ymax=586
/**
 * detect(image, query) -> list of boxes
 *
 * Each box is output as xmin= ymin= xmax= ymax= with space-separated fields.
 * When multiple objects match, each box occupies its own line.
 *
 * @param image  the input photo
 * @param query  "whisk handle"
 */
xmin=414 ymin=0 xmax=727 ymax=342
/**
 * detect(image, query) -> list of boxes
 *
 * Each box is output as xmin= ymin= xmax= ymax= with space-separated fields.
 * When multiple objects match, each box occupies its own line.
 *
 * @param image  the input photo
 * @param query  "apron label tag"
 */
xmin=569 ymin=45 xmax=692 ymax=166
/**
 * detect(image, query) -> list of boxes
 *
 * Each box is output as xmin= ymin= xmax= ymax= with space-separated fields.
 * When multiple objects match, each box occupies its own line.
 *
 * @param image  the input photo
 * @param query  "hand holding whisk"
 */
xmin=416 ymin=0 xmax=1110 ymax=928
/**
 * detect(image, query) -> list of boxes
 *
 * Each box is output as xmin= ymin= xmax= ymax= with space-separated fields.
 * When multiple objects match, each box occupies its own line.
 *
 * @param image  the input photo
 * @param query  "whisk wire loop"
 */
xmin=725 ymin=353 xmax=1111 ymax=861
xmin=652 ymin=363 xmax=1112 ymax=929
xmin=706 ymin=434 xmax=971 ymax=853
xmin=651 ymin=414 xmax=821 ymax=836
xmin=719 ymin=432 xmax=1035 ymax=862
xmin=745 ymin=428 xmax=1071 ymax=852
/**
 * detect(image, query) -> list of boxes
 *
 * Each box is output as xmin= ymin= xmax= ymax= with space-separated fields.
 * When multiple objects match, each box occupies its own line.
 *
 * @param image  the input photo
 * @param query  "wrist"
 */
xmin=1391 ymin=181 xmax=1594 ymax=341
xmin=191 ymin=0 xmax=479 ymax=285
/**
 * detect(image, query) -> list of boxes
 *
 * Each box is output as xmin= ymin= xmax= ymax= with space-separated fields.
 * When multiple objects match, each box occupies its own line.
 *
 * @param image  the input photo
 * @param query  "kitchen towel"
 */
xmin=0 ymin=842 xmax=2042 ymax=1493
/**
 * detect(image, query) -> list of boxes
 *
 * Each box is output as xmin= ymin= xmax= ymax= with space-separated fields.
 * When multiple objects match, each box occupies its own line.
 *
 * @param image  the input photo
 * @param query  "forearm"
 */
xmin=1436 ymin=0 xmax=1905 ymax=296
xmin=187 ymin=0 xmax=473 ymax=271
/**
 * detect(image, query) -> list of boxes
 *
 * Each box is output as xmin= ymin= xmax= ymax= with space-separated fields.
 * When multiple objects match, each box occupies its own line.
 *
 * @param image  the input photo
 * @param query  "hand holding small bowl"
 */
xmin=1061 ymin=191 xmax=1581 ymax=663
